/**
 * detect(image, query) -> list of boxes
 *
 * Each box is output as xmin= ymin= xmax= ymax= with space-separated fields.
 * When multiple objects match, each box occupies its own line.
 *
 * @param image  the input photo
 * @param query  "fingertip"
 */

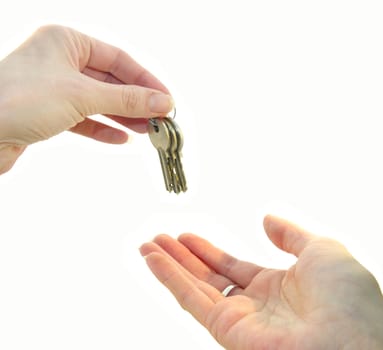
xmin=263 ymin=214 xmax=282 ymax=234
xmin=149 ymin=93 xmax=174 ymax=114
xmin=95 ymin=128 xmax=129 ymax=144
xmin=144 ymin=252 xmax=168 ymax=270
xmin=140 ymin=251 xmax=162 ymax=266
xmin=263 ymin=214 xmax=272 ymax=229
xmin=143 ymin=251 xmax=157 ymax=260
xmin=139 ymin=241 xmax=166 ymax=257
xmin=152 ymin=233 xmax=173 ymax=245
xmin=105 ymin=116 xmax=149 ymax=133
xmin=177 ymin=233 xmax=197 ymax=244
xmin=139 ymin=242 xmax=151 ymax=257
xmin=263 ymin=214 xmax=315 ymax=257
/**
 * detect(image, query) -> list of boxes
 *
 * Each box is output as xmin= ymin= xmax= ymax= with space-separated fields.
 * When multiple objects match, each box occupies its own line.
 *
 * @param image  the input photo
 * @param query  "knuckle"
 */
xmin=177 ymin=287 xmax=194 ymax=311
xmin=121 ymin=86 xmax=141 ymax=114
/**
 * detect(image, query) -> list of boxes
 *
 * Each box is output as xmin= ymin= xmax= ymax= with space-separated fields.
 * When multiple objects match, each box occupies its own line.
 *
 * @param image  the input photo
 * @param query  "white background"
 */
xmin=1 ymin=1 xmax=383 ymax=349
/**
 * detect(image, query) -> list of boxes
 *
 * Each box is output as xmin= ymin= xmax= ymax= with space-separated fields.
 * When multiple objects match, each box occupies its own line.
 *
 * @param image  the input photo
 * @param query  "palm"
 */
xmin=203 ymin=249 xmax=347 ymax=349
xmin=140 ymin=216 xmax=383 ymax=350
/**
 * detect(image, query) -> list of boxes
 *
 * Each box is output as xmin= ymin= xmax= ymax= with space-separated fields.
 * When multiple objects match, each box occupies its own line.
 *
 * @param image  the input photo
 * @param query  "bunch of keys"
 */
xmin=148 ymin=117 xmax=187 ymax=194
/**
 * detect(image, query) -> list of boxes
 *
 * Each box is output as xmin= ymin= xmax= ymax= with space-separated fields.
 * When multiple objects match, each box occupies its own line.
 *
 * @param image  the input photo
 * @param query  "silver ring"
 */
xmin=221 ymin=284 xmax=238 ymax=297
xmin=170 ymin=107 xmax=176 ymax=119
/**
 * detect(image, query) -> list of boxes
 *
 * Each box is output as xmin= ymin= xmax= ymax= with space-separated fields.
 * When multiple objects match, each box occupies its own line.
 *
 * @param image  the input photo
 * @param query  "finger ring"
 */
xmin=221 ymin=284 xmax=239 ymax=297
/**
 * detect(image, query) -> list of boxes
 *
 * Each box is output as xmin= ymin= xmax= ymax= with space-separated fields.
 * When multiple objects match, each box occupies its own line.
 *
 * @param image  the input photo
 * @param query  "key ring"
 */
xmin=149 ymin=107 xmax=176 ymax=126
xmin=170 ymin=107 xmax=177 ymax=120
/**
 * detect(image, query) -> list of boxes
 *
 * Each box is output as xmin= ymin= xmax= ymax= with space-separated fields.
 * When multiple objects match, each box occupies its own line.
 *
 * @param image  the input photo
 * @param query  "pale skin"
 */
xmin=140 ymin=215 xmax=383 ymax=350
xmin=0 ymin=25 xmax=173 ymax=174
xmin=1 ymin=25 xmax=383 ymax=350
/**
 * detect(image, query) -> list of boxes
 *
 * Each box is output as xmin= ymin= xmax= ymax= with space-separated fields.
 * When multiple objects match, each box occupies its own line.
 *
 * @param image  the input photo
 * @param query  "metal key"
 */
xmin=167 ymin=118 xmax=187 ymax=192
xmin=148 ymin=118 xmax=173 ymax=192
xmin=163 ymin=118 xmax=181 ymax=194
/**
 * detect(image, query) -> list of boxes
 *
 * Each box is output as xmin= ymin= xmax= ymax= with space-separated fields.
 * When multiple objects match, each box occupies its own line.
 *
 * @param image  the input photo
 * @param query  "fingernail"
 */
xmin=149 ymin=93 xmax=174 ymax=113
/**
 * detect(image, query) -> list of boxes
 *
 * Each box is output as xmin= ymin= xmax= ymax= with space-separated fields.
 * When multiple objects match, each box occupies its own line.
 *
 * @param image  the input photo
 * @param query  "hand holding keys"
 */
xmin=148 ymin=117 xmax=187 ymax=194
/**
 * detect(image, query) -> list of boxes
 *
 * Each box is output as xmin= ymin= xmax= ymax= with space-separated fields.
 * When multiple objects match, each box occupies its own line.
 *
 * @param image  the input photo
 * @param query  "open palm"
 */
xmin=140 ymin=215 xmax=383 ymax=350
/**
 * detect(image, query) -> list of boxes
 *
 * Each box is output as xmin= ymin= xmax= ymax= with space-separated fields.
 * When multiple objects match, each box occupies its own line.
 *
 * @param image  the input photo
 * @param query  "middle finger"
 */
xmin=152 ymin=234 xmax=243 ymax=295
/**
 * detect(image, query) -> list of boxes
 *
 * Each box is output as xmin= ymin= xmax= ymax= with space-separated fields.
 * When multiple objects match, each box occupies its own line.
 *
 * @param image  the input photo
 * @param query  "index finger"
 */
xmin=86 ymin=36 xmax=170 ymax=93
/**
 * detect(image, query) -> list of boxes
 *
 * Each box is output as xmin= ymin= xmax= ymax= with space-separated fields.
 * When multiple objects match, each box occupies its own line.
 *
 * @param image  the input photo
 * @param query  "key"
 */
xmin=148 ymin=118 xmax=173 ymax=192
xmin=163 ymin=118 xmax=181 ymax=194
xmin=167 ymin=118 xmax=187 ymax=192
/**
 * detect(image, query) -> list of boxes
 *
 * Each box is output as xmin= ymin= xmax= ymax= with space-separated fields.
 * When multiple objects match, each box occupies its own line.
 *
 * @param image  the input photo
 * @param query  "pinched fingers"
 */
xmin=73 ymin=75 xmax=174 ymax=119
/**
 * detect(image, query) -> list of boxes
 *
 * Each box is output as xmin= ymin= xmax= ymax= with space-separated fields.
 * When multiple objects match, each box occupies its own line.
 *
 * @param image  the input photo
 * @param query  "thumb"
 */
xmin=76 ymin=77 xmax=174 ymax=118
xmin=263 ymin=215 xmax=315 ymax=257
